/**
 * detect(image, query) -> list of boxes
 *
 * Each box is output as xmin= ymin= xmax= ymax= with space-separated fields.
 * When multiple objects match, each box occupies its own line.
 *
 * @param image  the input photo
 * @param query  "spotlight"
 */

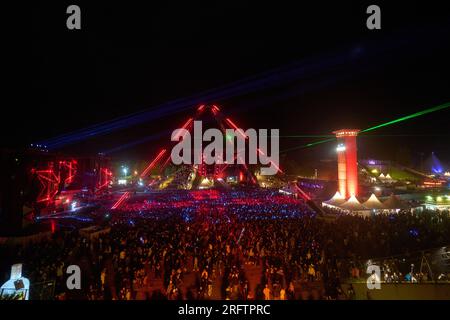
xmin=336 ymin=144 xmax=346 ymax=152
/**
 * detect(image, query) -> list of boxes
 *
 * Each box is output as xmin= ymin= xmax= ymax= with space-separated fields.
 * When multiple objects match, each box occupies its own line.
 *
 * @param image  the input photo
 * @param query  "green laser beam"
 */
xmin=360 ymin=101 xmax=450 ymax=133
xmin=280 ymin=134 xmax=450 ymax=138
xmin=304 ymin=138 xmax=336 ymax=147
xmin=281 ymin=138 xmax=335 ymax=153
xmin=353 ymin=134 xmax=450 ymax=137
xmin=258 ymin=134 xmax=336 ymax=138
xmin=278 ymin=135 xmax=334 ymax=138
xmin=280 ymin=101 xmax=450 ymax=154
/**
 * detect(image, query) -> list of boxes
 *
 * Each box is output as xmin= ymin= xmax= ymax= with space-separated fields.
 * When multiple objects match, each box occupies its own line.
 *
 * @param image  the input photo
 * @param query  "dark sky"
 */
xmin=16 ymin=1 xmax=450 ymax=165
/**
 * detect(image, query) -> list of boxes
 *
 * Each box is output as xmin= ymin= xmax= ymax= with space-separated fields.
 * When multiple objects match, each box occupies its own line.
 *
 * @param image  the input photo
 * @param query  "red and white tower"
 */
xmin=333 ymin=129 xmax=360 ymax=198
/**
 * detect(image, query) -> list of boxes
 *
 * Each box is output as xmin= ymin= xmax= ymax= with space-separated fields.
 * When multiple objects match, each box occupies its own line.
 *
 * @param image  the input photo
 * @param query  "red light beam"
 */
xmin=140 ymin=149 xmax=167 ymax=178
xmin=225 ymin=118 xmax=247 ymax=139
xmin=257 ymin=148 xmax=283 ymax=174
xmin=111 ymin=191 xmax=130 ymax=209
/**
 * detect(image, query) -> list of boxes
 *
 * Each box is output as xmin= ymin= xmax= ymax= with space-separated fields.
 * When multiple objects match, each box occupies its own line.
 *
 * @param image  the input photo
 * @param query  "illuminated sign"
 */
xmin=0 ymin=264 xmax=30 ymax=300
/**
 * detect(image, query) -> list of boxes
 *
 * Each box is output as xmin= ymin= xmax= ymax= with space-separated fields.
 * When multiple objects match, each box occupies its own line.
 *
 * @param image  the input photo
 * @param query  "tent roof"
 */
xmin=383 ymin=194 xmax=409 ymax=209
xmin=331 ymin=191 xmax=345 ymax=200
xmin=362 ymin=193 xmax=385 ymax=209
xmin=324 ymin=198 xmax=346 ymax=206
xmin=323 ymin=191 xmax=346 ymax=206
xmin=340 ymin=195 xmax=368 ymax=211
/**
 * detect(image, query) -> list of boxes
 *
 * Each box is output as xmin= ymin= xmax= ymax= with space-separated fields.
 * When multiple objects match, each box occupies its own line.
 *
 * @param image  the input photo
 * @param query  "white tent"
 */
xmin=385 ymin=173 xmax=393 ymax=180
xmin=362 ymin=193 xmax=385 ymax=210
xmin=328 ymin=191 xmax=345 ymax=203
xmin=322 ymin=191 xmax=346 ymax=208
xmin=340 ymin=195 xmax=368 ymax=211
xmin=379 ymin=173 xmax=385 ymax=179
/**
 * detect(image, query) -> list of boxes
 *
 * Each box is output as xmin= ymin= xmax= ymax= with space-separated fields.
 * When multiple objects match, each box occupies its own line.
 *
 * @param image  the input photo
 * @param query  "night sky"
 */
xmin=16 ymin=2 xmax=450 ymax=167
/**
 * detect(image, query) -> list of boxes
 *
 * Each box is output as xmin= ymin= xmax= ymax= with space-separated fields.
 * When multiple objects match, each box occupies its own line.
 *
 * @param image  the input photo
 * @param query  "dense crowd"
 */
xmin=320 ymin=207 xmax=450 ymax=283
xmin=1 ymin=189 xmax=449 ymax=300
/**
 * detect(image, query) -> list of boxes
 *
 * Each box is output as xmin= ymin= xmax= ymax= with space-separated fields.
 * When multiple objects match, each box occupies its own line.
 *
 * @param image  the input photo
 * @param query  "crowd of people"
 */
xmin=322 ymin=208 xmax=450 ymax=284
xmin=1 ymin=188 xmax=449 ymax=300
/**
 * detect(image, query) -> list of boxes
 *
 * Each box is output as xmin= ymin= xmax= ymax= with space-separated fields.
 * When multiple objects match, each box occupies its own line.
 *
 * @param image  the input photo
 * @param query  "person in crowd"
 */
xmin=1 ymin=188 xmax=448 ymax=300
